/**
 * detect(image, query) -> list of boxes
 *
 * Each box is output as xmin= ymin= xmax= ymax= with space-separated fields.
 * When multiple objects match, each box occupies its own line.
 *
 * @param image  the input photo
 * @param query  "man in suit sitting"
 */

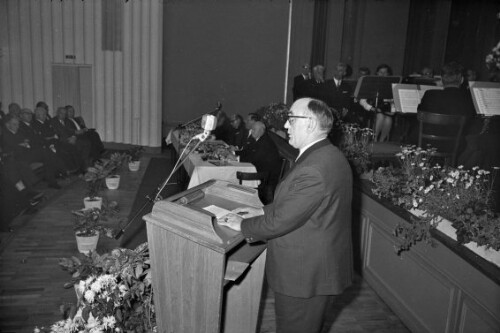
xmin=2 ymin=115 xmax=62 ymax=189
xmin=293 ymin=63 xmax=311 ymax=101
xmin=65 ymin=105 xmax=104 ymax=160
xmin=325 ymin=62 xmax=352 ymax=116
xmin=51 ymin=107 xmax=92 ymax=169
xmin=236 ymin=121 xmax=282 ymax=203
xmin=417 ymin=61 xmax=477 ymax=155
xmin=221 ymin=98 xmax=353 ymax=333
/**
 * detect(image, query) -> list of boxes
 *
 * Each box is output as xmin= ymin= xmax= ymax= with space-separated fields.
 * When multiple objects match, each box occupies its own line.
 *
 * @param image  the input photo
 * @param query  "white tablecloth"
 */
xmin=168 ymin=129 xmax=259 ymax=188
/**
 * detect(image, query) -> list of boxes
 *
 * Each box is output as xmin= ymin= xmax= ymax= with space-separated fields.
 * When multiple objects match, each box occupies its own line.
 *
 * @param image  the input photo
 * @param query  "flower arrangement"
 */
xmin=371 ymin=145 xmax=500 ymax=254
xmin=338 ymin=123 xmax=373 ymax=176
xmin=258 ymin=102 xmax=289 ymax=131
xmin=36 ymin=243 xmax=155 ymax=333
xmin=72 ymin=203 xmax=119 ymax=238
xmin=485 ymin=40 xmax=500 ymax=72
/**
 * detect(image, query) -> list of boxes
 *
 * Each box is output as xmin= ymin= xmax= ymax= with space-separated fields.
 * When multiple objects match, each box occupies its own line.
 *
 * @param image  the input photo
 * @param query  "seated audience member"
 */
xmin=242 ymin=112 xmax=261 ymax=149
xmin=0 ymin=154 xmax=44 ymax=228
xmin=325 ymin=62 xmax=352 ymax=115
xmin=2 ymin=115 xmax=62 ymax=189
xmin=212 ymin=111 xmax=233 ymax=143
xmin=293 ymin=63 xmax=311 ymax=101
xmin=461 ymin=68 xmax=478 ymax=90
xmin=33 ymin=106 xmax=84 ymax=172
xmin=358 ymin=66 xmax=371 ymax=77
xmin=51 ymin=107 xmax=92 ymax=168
xmin=65 ymin=105 xmax=104 ymax=159
xmin=228 ymin=114 xmax=248 ymax=149
xmin=305 ymin=65 xmax=327 ymax=101
xmin=236 ymin=121 xmax=282 ymax=203
xmin=421 ymin=66 xmax=434 ymax=78
xmin=359 ymin=64 xmax=395 ymax=142
xmin=8 ymin=103 xmax=22 ymax=119
xmin=417 ymin=61 xmax=477 ymax=155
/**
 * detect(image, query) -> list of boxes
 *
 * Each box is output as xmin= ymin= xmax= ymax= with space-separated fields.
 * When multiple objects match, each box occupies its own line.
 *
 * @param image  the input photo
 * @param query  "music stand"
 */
xmin=354 ymin=75 xmax=402 ymax=103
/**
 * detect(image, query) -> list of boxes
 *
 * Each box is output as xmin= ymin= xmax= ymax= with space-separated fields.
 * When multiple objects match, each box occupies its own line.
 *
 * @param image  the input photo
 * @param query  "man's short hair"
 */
xmin=35 ymin=101 xmax=49 ymax=111
xmin=248 ymin=112 xmax=261 ymax=122
xmin=306 ymin=99 xmax=333 ymax=133
xmin=376 ymin=64 xmax=393 ymax=76
xmin=441 ymin=61 xmax=464 ymax=86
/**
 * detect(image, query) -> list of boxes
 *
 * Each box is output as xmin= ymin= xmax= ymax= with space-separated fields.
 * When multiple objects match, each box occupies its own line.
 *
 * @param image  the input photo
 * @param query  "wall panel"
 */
xmin=0 ymin=0 xmax=163 ymax=147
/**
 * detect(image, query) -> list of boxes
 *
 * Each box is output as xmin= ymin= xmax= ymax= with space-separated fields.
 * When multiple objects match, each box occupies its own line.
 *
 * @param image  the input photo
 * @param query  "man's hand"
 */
xmin=232 ymin=206 xmax=264 ymax=218
xmin=218 ymin=213 xmax=243 ymax=231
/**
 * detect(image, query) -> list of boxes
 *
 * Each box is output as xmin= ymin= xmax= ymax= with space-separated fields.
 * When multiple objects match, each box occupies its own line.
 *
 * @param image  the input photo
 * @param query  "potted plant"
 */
xmin=72 ymin=201 xmax=118 ymax=254
xmin=127 ymin=146 xmax=145 ymax=171
xmin=37 ymin=243 xmax=156 ymax=333
xmin=104 ymin=152 xmax=129 ymax=190
xmin=83 ymin=157 xmax=122 ymax=208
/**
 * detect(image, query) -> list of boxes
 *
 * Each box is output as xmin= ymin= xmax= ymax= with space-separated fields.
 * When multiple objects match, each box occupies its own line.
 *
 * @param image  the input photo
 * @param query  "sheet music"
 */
xmin=469 ymin=81 xmax=500 ymax=116
xmin=392 ymin=84 xmax=442 ymax=113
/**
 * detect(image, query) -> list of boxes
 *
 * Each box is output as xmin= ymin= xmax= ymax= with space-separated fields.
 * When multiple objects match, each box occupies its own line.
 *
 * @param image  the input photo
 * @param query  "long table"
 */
xmin=169 ymin=129 xmax=259 ymax=188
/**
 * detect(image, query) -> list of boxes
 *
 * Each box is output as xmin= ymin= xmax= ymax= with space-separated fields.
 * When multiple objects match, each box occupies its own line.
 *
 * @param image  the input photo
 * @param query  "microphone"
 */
xmin=193 ymin=114 xmax=217 ymax=142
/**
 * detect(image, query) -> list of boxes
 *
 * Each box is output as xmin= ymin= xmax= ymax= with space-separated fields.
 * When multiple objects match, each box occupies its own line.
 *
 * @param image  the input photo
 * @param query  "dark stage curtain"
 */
xmin=310 ymin=0 xmax=329 ymax=67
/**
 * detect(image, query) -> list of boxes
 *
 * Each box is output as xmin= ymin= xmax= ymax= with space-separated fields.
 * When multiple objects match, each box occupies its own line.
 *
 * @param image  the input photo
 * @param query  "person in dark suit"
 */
xmin=2 ymin=115 xmax=62 ymax=188
xmin=227 ymin=114 xmax=248 ymax=149
xmin=33 ymin=106 xmax=84 ymax=172
xmin=417 ymin=61 xmax=477 ymax=154
xmin=236 ymin=121 xmax=282 ymax=203
xmin=293 ymin=63 xmax=311 ymax=101
xmin=221 ymin=98 xmax=353 ymax=333
xmin=324 ymin=62 xmax=352 ymax=114
xmin=65 ymin=105 xmax=104 ymax=158
xmin=51 ymin=107 xmax=93 ymax=168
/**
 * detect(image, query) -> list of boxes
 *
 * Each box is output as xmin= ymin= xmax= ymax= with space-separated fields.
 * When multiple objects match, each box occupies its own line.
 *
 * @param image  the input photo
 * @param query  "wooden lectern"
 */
xmin=144 ymin=180 xmax=267 ymax=333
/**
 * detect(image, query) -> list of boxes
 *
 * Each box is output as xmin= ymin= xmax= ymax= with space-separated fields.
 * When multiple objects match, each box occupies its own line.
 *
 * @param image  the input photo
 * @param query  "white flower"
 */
xmin=102 ymin=316 xmax=116 ymax=329
xmin=91 ymin=280 xmax=102 ymax=293
xmin=84 ymin=290 xmax=96 ymax=303
xmin=412 ymin=199 xmax=418 ymax=208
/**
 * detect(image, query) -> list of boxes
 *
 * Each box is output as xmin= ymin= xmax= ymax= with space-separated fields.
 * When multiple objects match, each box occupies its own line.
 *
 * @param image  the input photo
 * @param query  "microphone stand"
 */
xmin=178 ymin=102 xmax=222 ymax=129
xmin=114 ymin=137 xmax=204 ymax=240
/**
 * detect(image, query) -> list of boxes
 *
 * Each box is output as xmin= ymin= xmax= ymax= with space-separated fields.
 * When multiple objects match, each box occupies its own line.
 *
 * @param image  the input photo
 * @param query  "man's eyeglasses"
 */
xmin=286 ymin=114 xmax=312 ymax=124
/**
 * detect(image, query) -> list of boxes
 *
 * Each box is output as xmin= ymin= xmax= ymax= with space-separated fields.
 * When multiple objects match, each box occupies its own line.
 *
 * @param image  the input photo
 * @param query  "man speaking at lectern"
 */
xmin=220 ymin=98 xmax=353 ymax=333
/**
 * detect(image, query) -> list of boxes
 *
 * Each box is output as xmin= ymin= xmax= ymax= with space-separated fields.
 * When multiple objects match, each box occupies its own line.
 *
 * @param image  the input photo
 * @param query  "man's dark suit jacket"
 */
xmin=418 ymin=87 xmax=476 ymax=118
xmin=238 ymin=132 xmax=282 ymax=187
xmin=324 ymin=79 xmax=352 ymax=111
xmin=50 ymin=117 xmax=76 ymax=141
xmin=241 ymin=139 xmax=353 ymax=298
xmin=293 ymin=74 xmax=309 ymax=101
xmin=417 ymin=87 xmax=477 ymax=150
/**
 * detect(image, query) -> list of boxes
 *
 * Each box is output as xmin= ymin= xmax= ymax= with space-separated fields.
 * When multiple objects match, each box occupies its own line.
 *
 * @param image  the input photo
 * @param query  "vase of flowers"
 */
xmin=338 ymin=123 xmax=373 ymax=177
xmin=36 ymin=243 xmax=156 ymax=333
xmin=371 ymin=145 xmax=500 ymax=257
xmin=258 ymin=102 xmax=289 ymax=137
xmin=486 ymin=40 xmax=500 ymax=81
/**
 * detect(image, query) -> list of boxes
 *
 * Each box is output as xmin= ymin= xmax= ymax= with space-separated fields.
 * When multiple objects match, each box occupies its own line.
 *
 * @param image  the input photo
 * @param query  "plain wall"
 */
xmin=162 ymin=0 xmax=290 ymax=126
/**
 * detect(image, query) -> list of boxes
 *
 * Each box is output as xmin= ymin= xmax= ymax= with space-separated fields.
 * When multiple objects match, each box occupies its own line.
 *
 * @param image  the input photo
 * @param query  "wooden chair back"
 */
xmin=417 ymin=111 xmax=466 ymax=166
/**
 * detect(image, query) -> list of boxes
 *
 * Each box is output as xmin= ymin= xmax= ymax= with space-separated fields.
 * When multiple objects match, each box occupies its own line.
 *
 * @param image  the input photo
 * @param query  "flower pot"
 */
xmin=105 ymin=175 xmax=120 ymax=190
xmin=83 ymin=196 xmax=103 ymax=210
xmin=75 ymin=232 xmax=99 ymax=254
xmin=128 ymin=160 xmax=141 ymax=172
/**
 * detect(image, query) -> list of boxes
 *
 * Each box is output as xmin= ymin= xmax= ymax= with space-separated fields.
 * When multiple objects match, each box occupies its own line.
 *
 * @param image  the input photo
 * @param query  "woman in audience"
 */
xmin=359 ymin=64 xmax=395 ymax=142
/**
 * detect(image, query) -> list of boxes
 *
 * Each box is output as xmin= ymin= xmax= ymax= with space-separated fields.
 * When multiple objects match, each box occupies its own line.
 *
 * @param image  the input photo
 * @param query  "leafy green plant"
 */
xmin=72 ymin=201 xmax=120 ymax=237
xmin=372 ymin=145 xmax=500 ymax=254
xmin=38 ymin=243 xmax=155 ymax=333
